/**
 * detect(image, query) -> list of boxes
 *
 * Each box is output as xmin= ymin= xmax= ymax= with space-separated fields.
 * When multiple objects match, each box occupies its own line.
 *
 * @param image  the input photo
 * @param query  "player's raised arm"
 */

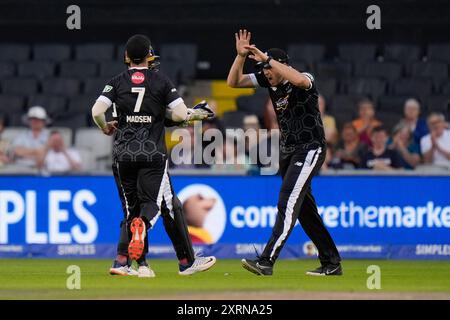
xmin=226 ymin=29 xmax=256 ymax=88
xmin=245 ymin=44 xmax=313 ymax=90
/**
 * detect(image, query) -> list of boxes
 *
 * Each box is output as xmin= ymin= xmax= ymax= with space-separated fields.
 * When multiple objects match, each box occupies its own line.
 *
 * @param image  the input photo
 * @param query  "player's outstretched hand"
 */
xmin=244 ymin=44 xmax=269 ymax=62
xmin=102 ymin=120 xmax=118 ymax=136
xmin=235 ymin=29 xmax=252 ymax=57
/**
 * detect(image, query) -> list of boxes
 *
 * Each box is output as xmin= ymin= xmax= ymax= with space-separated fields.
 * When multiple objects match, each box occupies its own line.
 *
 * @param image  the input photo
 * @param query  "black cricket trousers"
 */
xmin=112 ymin=160 xmax=194 ymax=262
xmin=261 ymin=146 xmax=341 ymax=266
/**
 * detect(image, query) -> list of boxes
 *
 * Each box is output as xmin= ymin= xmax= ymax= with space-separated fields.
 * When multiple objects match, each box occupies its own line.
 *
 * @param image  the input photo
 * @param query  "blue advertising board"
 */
xmin=0 ymin=175 xmax=449 ymax=260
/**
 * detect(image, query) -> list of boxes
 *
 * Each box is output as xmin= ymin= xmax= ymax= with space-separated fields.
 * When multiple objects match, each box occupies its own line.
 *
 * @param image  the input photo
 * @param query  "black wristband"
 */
xmin=265 ymin=56 xmax=272 ymax=64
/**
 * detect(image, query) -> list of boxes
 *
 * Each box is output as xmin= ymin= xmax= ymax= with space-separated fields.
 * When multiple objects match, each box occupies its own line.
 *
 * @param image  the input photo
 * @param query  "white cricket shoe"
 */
xmin=138 ymin=265 xmax=156 ymax=278
xmin=109 ymin=264 xmax=138 ymax=276
xmin=178 ymin=255 xmax=217 ymax=276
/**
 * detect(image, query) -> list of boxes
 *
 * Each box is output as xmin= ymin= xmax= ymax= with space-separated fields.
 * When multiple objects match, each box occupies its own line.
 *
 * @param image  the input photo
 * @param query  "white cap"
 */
xmin=27 ymin=106 xmax=48 ymax=121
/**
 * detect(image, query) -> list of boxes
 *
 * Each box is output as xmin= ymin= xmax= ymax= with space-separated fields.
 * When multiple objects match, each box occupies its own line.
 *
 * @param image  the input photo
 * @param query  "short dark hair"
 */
xmin=50 ymin=130 xmax=61 ymax=136
xmin=372 ymin=125 xmax=387 ymax=135
xmin=358 ymin=98 xmax=374 ymax=108
xmin=342 ymin=122 xmax=357 ymax=132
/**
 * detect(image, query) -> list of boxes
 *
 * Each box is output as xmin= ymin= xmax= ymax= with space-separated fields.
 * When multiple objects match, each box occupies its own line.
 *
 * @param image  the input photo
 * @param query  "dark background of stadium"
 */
xmin=1 ymin=0 xmax=449 ymax=78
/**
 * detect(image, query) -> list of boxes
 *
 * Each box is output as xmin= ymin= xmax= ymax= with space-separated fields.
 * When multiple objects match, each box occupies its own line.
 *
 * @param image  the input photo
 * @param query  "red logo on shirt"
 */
xmin=131 ymin=72 xmax=145 ymax=84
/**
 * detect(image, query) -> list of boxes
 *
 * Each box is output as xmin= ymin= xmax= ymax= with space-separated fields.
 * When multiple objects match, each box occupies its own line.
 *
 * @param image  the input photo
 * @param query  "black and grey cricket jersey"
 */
xmin=251 ymin=72 xmax=326 ymax=154
xmin=97 ymin=67 xmax=182 ymax=162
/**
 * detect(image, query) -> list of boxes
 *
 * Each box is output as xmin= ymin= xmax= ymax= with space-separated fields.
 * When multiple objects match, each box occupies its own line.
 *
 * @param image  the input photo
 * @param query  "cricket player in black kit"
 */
xmin=91 ymin=34 xmax=216 ymax=277
xmin=228 ymin=30 xmax=342 ymax=276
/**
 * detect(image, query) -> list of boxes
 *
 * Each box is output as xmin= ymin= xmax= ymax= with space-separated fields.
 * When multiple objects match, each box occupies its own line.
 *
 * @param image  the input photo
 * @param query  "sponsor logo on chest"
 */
xmin=131 ymin=72 xmax=145 ymax=84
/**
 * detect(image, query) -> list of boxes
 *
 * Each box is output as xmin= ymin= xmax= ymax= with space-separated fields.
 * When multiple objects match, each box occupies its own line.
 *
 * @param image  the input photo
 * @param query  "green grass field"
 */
xmin=0 ymin=259 xmax=449 ymax=299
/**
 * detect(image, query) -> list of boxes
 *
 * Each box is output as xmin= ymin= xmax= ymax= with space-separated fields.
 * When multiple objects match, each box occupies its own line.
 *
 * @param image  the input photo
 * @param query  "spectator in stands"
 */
xmin=262 ymin=97 xmax=279 ymax=131
xmin=388 ymin=122 xmax=421 ymax=170
xmin=38 ymin=130 xmax=82 ymax=174
xmin=399 ymin=98 xmax=428 ymax=145
xmin=11 ymin=106 xmax=50 ymax=168
xmin=243 ymin=114 xmax=272 ymax=173
xmin=318 ymin=94 xmax=338 ymax=145
xmin=170 ymin=126 xmax=197 ymax=169
xmin=211 ymin=139 xmax=254 ymax=173
xmin=0 ymin=116 xmax=11 ymax=167
xmin=352 ymin=98 xmax=382 ymax=146
xmin=330 ymin=123 xmax=367 ymax=169
xmin=360 ymin=126 xmax=402 ymax=170
xmin=421 ymin=112 xmax=450 ymax=169
xmin=201 ymin=99 xmax=224 ymax=135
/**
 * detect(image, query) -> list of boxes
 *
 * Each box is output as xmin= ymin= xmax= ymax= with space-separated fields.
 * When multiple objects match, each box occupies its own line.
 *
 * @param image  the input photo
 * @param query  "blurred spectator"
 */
xmin=420 ymin=113 xmax=450 ymax=169
xmin=244 ymin=114 xmax=260 ymax=157
xmin=321 ymin=143 xmax=334 ymax=172
xmin=330 ymin=123 xmax=367 ymax=169
xmin=170 ymin=126 xmax=197 ymax=169
xmin=0 ymin=116 xmax=11 ymax=167
xmin=262 ymin=97 xmax=279 ymax=131
xmin=11 ymin=106 xmax=50 ymax=168
xmin=399 ymin=98 xmax=428 ymax=145
xmin=352 ymin=99 xmax=382 ymax=146
xmin=201 ymin=99 xmax=224 ymax=134
xmin=318 ymin=94 xmax=338 ymax=145
xmin=244 ymin=114 xmax=277 ymax=173
xmin=360 ymin=126 xmax=402 ymax=170
xmin=39 ymin=130 xmax=82 ymax=174
xmin=388 ymin=122 xmax=421 ymax=170
xmin=211 ymin=139 xmax=253 ymax=173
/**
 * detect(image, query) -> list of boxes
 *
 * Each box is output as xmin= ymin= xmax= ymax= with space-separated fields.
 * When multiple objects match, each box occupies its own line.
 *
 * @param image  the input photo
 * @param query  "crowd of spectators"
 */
xmin=167 ymin=94 xmax=450 ymax=174
xmin=321 ymin=96 xmax=450 ymax=171
xmin=0 ymin=106 xmax=82 ymax=174
xmin=1 ymin=94 xmax=449 ymax=175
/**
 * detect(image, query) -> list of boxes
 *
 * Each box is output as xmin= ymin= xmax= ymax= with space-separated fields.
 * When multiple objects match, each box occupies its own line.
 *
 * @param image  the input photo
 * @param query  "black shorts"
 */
xmin=114 ymin=159 xmax=175 ymax=227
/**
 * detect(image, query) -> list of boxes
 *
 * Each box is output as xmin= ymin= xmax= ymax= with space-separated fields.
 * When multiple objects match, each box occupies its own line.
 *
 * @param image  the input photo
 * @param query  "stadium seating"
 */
xmin=28 ymin=95 xmax=67 ymax=118
xmin=60 ymin=61 xmax=98 ymax=78
xmin=83 ymin=77 xmax=109 ymax=95
xmin=354 ymin=61 xmax=403 ymax=81
xmin=0 ymin=95 xmax=26 ymax=114
xmin=315 ymin=77 xmax=337 ymax=99
xmin=41 ymin=78 xmax=80 ymax=96
xmin=75 ymin=44 xmax=115 ymax=61
xmin=67 ymin=95 xmax=96 ymax=114
xmin=0 ymin=62 xmax=15 ymax=78
xmin=17 ymin=61 xmax=55 ymax=79
xmin=0 ymin=44 xmax=30 ymax=61
xmin=315 ymin=61 xmax=352 ymax=78
xmin=1 ymin=78 xmax=39 ymax=95
xmin=287 ymin=44 xmax=326 ymax=68
xmin=427 ymin=44 xmax=450 ymax=63
xmin=378 ymin=95 xmax=410 ymax=114
xmin=33 ymin=44 xmax=71 ymax=62
xmin=337 ymin=44 xmax=378 ymax=62
xmin=53 ymin=113 xmax=89 ymax=131
xmin=341 ymin=77 xmax=387 ymax=102
xmin=382 ymin=44 xmax=422 ymax=62
xmin=426 ymin=95 xmax=449 ymax=114
xmin=391 ymin=78 xmax=432 ymax=100
xmin=75 ymin=127 xmax=113 ymax=170
xmin=160 ymin=44 xmax=197 ymax=85
xmin=99 ymin=61 xmax=126 ymax=77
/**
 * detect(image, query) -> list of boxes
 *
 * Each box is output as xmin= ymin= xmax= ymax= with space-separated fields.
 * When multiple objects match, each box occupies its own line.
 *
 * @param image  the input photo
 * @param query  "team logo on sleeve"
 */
xmin=102 ymin=85 xmax=113 ymax=93
xmin=131 ymin=72 xmax=145 ymax=84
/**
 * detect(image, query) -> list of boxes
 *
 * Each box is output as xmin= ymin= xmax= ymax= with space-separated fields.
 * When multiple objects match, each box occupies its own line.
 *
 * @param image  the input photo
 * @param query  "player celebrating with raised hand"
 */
xmin=227 ymin=29 xmax=342 ymax=276
xmin=91 ymin=34 xmax=216 ymax=277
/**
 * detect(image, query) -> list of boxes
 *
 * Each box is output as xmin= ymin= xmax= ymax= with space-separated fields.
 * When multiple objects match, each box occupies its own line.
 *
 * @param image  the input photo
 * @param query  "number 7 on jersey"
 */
xmin=132 ymin=87 xmax=146 ymax=112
